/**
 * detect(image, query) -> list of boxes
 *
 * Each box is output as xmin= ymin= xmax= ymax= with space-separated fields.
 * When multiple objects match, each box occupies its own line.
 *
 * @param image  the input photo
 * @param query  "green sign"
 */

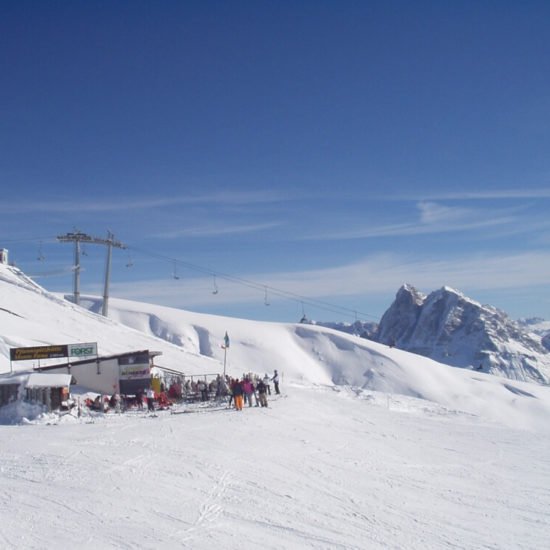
xmin=68 ymin=342 xmax=98 ymax=357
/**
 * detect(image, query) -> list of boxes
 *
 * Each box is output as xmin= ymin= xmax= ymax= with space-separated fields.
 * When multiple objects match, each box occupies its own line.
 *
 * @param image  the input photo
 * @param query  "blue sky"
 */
xmin=1 ymin=0 xmax=550 ymax=323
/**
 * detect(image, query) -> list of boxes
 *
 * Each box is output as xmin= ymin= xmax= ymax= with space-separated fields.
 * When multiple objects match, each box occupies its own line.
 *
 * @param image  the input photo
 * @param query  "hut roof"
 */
xmin=26 ymin=373 xmax=72 ymax=388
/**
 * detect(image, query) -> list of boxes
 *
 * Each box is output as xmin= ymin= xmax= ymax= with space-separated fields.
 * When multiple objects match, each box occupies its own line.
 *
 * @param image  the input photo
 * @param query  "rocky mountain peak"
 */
xmin=375 ymin=284 xmax=550 ymax=384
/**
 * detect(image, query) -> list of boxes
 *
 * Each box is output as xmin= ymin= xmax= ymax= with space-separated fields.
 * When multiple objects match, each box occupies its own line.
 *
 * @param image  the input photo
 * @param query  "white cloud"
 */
xmin=380 ymin=188 xmax=550 ymax=202
xmin=310 ymin=201 xmax=518 ymax=240
xmin=152 ymin=221 xmax=282 ymax=239
xmin=423 ymin=188 xmax=550 ymax=201
xmin=416 ymin=201 xmax=471 ymax=224
xmin=3 ymin=190 xmax=291 ymax=214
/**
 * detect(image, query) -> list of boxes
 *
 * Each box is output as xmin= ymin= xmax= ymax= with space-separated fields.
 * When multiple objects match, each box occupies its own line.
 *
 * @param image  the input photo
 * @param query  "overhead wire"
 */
xmin=126 ymin=244 xmax=379 ymax=321
xmin=6 ymin=235 xmax=380 ymax=322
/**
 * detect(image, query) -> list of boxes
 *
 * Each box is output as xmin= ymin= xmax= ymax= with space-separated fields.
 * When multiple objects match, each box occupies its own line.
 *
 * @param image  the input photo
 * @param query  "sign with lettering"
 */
xmin=119 ymin=364 xmax=151 ymax=379
xmin=119 ymin=352 xmax=150 ymax=380
xmin=68 ymin=342 xmax=98 ymax=358
xmin=10 ymin=345 xmax=69 ymax=361
xmin=10 ymin=342 xmax=98 ymax=362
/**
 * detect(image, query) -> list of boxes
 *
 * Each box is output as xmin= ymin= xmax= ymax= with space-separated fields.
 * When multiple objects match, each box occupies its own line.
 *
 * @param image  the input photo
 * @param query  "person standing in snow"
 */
xmin=228 ymin=378 xmax=236 ymax=408
xmin=197 ymin=379 xmax=208 ymax=401
xmin=251 ymin=377 xmax=260 ymax=406
xmin=272 ymin=369 xmax=280 ymax=395
xmin=256 ymin=379 xmax=268 ymax=407
xmin=263 ymin=373 xmax=271 ymax=395
xmin=111 ymin=393 xmax=121 ymax=413
xmin=146 ymin=387 xmax=155 ymax=412
xmin=216 ymin=374 xmax=227 ymax=398
xmin=232 ymin=378 xmax=244 ymax=411
xmin=243 ymin=377 xmax=254 ymax=407
xmin=135 ymin=388 xmax=144 ymax=410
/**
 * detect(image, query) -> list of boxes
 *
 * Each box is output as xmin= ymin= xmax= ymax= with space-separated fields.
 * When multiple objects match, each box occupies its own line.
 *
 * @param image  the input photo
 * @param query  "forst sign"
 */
xmin=69 ymin=343 xmax=98 ymax=358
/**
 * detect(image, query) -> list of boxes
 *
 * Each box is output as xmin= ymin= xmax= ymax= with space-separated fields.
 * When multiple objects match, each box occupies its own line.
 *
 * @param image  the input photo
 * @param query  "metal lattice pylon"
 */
xmin=57 ymin=230 xmax=126 ymax=316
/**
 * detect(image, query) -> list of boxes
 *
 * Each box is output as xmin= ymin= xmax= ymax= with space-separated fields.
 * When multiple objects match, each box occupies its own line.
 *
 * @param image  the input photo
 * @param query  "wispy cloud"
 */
xmin=427 ymin=188 xmax=550 ymax=201
xmin=383 ymin=188 xmax=550 ymax=202
xmin=257 ymin=251 xmax=550 ymax=298
xmin=152 ymin=221 xmax=283 ymax=239
xmin=416 ymin=201 xmax=471 ymax=224
xmin=3 ymin=189 xmax=292 ymax=214
xmin=309 ymin=201 xmax=519 ymax=240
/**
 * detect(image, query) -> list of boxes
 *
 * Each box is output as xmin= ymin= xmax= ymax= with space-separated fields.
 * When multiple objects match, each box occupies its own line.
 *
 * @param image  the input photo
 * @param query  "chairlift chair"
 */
xmin=37 ymin=241 xmax=45 ymax=261
xmin=212 ymin=275 xmax=219 ymax=295
xmin=173 ymin=261 xmax=180 ymax=280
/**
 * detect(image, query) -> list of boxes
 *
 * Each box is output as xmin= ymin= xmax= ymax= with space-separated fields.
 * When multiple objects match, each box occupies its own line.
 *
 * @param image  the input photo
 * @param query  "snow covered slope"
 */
xmin=78 ymin=293 xmax=550 ymax=431
xmin=2 ymin=385 xmax=550 ymax=550
xmin=0 ymin=264 xmax=220 ymax=374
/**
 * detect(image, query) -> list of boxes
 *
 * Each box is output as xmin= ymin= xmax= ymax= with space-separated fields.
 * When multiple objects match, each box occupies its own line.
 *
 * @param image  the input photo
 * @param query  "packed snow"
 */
xmin=1 ymin=263 xmax=550 ymax=549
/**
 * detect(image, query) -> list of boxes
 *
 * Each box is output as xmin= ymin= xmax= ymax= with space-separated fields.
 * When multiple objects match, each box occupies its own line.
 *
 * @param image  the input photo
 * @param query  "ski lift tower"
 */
xmin=57 ymin=230 xmax=126 ymax=316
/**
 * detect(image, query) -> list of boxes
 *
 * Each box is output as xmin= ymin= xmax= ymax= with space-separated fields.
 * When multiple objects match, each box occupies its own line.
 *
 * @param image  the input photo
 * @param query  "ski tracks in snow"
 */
xmin=176 ymin=468 xmax=232 ymax=544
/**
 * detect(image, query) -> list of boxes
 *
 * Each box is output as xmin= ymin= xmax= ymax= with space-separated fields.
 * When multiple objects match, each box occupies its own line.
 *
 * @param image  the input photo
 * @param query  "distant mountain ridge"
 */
xmin=517 ymin=317 xmax=550 ymax=351
xmin=260 ymin=286 xmax=550 ymax=386
xmin=372 ymin=284 xmax=550 ymax=384
xmin=313 ymin=320 xmax=378 ymax=340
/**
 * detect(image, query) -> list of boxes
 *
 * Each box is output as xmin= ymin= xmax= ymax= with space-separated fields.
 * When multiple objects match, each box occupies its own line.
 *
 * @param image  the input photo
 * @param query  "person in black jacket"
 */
xmin=256 ymin=379 xmax=268 ymax=407
xmin=232 ymin=378 xmax=244 ymax=411
xmin=272 ymin=370 xmax=280 ymax=395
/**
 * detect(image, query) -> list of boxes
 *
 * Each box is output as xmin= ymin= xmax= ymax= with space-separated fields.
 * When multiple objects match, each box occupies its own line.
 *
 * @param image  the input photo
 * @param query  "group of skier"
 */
xmin=91 ymin=370 xmax=281 ymax=414
xmin=228 ymin=370 xmax=280 ymax=411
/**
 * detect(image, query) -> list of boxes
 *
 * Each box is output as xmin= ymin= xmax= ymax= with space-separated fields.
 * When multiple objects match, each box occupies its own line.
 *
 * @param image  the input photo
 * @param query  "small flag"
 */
xmin=223 ymin=331 xmax=230 ymax=349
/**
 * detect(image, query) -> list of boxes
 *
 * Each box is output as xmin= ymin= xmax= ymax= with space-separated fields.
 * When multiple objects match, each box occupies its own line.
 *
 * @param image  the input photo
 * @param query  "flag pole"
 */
xmin=223 ymin=331 xmax=230 ymax=378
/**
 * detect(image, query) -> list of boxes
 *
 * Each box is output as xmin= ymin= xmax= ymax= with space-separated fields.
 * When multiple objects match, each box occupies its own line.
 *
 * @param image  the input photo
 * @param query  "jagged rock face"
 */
xmin=377 ymin=284 xmax=425 ymax=346
xmin=376 ymin=285 xmax=550 ymax=384
xmin=518 ymin=318 xmax=550 ymax=352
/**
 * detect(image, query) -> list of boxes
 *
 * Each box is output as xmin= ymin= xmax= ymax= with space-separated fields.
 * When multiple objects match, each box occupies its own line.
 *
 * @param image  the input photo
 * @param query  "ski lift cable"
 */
xmin=20 ymin=235 xmax=373 ymax=319
xmin=1 ymin=235 xmax=59 ymax=244
xmin=125 ymin=244 xmax=379 ymax=321
xmin=127 ymin=244 xmax=377 ymax=320
xmin=28 ymin=265 xmax=80 ymax=278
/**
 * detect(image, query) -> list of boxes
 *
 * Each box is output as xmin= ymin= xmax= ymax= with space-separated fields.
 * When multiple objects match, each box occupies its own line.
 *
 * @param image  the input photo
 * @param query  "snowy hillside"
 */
xmin=74 ymin=291 xmax=550 ymax=431
xmin=0 ymin=265 xmax=221 ymax=375
xmin=2 ymin=384 xmax=549 ymax=550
